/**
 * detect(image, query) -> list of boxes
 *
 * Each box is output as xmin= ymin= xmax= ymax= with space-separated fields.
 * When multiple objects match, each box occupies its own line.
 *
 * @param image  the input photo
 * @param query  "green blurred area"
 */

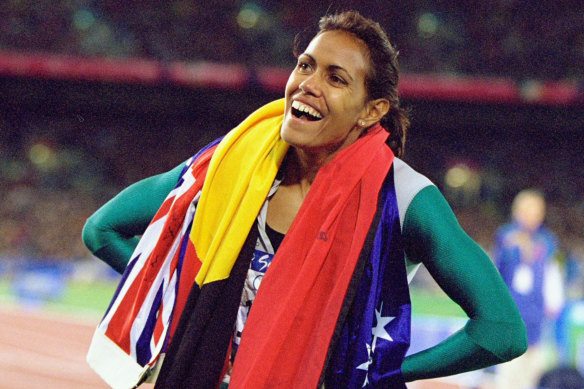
xmin=49 ymin=279 xmax=119 ymax=313
xmin=411 ymin=288 xmax=466 ymax=318
xmin=0 ymin=278 xmax=118 ymax=317
xmin=0 ymin=277 xmax=465 ymax=319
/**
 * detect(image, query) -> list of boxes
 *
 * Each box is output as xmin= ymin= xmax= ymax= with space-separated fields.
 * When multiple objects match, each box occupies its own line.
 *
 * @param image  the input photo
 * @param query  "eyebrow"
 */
xmin=300 ymin=53 xmax=354 ymax=83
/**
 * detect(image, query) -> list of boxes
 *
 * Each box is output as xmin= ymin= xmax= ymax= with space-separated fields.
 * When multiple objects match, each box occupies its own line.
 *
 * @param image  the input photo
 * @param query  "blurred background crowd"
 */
xmin=1 ymin=0 xmax=583 ymax=268
xmin=1 ymin=0 xmax=583 ymax=79
xmin=0 ymin=1 xmax=583 ymax=387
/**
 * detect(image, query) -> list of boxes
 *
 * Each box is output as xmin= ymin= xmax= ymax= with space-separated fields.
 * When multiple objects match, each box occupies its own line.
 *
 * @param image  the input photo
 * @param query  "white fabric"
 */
xmin=87 ymin=330 xmax=151 ymax=389
xmin=392 ymin=158 xmax=434 ymax=283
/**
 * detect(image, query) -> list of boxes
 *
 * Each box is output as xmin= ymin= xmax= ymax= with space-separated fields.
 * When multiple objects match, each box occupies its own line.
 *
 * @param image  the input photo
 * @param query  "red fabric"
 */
xmin=230 ymin=125 xmax=394 ymax=388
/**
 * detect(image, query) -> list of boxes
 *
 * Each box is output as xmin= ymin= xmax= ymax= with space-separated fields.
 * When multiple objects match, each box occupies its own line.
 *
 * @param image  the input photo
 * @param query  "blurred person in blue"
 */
xmin=494 ymin=189 xmax=564 ymax=389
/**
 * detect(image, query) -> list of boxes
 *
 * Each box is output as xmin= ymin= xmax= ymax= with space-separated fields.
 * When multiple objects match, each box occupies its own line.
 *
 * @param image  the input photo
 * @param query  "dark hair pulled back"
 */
xmin=293 ymin=10 xmax=409 ymax=157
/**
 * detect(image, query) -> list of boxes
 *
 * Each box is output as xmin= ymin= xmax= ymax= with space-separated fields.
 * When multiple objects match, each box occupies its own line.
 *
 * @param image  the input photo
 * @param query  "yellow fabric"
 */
xmin=190 ymin=98 xmax=289 ymax=286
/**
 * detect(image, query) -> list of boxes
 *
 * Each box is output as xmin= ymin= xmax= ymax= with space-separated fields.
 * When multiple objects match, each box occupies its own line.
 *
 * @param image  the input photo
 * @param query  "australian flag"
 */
xmin=325 ymin=172 xmax=411 ymax=388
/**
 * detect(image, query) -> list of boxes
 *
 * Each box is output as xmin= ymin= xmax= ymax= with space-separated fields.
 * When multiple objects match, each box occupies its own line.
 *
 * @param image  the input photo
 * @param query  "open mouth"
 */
xmin=291 ymin=100 xmax=323 ymax=121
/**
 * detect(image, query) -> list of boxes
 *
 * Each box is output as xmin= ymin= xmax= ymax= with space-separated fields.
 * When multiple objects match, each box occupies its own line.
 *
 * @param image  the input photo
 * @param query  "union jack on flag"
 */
xmin=87 ymin=139 xmax=221 ymax=389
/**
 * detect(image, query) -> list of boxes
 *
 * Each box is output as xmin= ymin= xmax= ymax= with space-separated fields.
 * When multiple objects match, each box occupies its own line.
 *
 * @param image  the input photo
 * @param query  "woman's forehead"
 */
xmin=303 ymin=30 xmax=370 ymax=76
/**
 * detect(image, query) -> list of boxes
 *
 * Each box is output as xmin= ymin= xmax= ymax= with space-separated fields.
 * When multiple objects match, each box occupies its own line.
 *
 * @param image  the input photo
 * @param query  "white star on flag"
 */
xmin=372 ymin=302 xmax=395 ymax=351
xmin=356 ymin=343 xmax=373 ymax=387
xmin=356 ymin=303 xmax=397 ymax=387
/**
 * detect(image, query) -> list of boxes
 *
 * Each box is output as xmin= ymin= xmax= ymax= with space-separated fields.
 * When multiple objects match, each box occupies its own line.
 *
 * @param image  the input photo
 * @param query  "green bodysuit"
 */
xmin=82 ymin=157 xmax=526 ymax=382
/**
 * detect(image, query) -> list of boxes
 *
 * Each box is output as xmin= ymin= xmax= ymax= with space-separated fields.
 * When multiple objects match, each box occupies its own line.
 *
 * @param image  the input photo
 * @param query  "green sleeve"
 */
xmin=400 ymin=186 xmax=527 ymax=381
xmin=82 ymin=163 xmax=186 ymax=274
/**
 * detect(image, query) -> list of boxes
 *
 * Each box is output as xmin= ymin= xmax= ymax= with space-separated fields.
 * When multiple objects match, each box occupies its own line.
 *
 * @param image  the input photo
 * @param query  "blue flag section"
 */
xmin=326 ymin=172 xmax=411 ymax=388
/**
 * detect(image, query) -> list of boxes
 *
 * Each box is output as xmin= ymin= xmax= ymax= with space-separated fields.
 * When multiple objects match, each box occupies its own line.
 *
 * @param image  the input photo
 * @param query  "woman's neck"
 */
xmin=266 ymin=149 xmax=320 ymax=233
xmin=282 ymin=148 xmax=329 ymax=190
xmin=267 ymin=147 xmax=337 ymax=233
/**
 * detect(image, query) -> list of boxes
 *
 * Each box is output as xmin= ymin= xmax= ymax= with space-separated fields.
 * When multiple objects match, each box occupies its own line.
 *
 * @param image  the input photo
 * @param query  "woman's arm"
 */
xmin=400 ymin=186 xmax=527 ymax=381
xmin=82 ymin=163 xmax=186 ymax=274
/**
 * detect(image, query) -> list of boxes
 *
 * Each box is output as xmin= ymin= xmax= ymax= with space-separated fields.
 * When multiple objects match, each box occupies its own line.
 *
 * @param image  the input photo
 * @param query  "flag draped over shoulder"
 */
xmin=87 ymin=99 xmax=287 ymax=388
xmin=87 ymin=98 xmax=412 ymax=389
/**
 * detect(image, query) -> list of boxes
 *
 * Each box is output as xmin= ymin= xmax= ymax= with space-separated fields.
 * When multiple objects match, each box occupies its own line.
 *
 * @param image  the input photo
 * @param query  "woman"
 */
xmin=83 ymin=11 xmax=527 ymax=389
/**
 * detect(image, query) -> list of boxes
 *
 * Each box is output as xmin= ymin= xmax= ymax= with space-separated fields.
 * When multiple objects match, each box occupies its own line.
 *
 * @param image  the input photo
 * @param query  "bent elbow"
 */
xmin=82 ymin=214 xmax=101 ymax=254
xmin=465 ymin=316 xmax=528 ymax=363
xmin=512 ymin=322 xmax=528 ymax=359
xmin=515 ymin=337 xmax=529 ymax=359
xmin=502 ymin=319 xmax=528 ymax=362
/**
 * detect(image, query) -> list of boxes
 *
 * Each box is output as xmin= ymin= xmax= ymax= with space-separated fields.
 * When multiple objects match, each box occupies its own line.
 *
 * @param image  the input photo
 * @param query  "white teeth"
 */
xmin=292 ymin=100 xmax=322 ymax=119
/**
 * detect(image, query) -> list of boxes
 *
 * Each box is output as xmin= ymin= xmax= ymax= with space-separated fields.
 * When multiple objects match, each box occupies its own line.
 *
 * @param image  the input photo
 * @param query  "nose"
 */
xmin=298 ymin=73 xmax=322 ymax=97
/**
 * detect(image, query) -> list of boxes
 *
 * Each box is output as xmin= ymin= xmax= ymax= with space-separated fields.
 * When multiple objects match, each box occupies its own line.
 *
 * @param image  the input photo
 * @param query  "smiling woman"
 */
xmin=82 ymin=10 xmax=527 ymax=389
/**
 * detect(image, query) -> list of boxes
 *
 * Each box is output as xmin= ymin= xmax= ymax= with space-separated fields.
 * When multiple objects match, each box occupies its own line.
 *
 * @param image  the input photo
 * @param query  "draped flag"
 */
xmin=87 ymin=98 xmax=288 ymax=388
xmin=87 ymin=98 xmax=412 ymax=389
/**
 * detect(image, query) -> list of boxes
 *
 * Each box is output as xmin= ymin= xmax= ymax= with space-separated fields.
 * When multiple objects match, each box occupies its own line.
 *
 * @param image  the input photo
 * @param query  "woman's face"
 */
xmin=281 ymin=30 xmax=373 ymax=158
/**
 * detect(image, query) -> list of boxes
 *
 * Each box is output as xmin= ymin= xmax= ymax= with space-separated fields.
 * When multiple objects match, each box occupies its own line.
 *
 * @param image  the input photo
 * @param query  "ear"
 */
xmin=358 ymin=98 xmax=390 ymax=128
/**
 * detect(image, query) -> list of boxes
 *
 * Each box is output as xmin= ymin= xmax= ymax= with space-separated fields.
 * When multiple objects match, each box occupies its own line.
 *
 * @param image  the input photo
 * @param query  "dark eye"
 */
xmin=297 ymin=61 xmax=311 ymax=73
xmin=330 ymin=74 xmax=347 ymax=85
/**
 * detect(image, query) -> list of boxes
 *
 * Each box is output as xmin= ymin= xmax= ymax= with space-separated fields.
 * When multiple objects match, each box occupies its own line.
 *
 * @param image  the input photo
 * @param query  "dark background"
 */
xmin=0 ymin=1 xmax=583 ymax=262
